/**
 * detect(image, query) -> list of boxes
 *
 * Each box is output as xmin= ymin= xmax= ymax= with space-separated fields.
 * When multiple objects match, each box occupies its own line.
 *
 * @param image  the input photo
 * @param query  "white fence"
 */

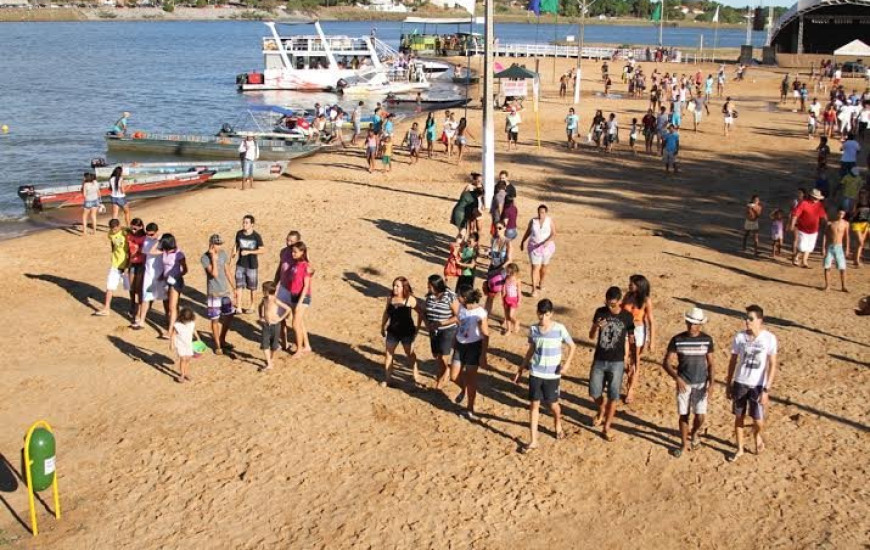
xmin=468 ymin=43 xmax=716 ymax=63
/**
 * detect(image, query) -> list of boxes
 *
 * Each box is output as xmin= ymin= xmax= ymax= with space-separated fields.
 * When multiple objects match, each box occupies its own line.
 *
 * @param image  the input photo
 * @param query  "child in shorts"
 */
xmin=501 ymin=263 xmax=521 ymax=335
xmin=770 ymin=208 xmax=784 ymax=258
xmin=381 ymin=135 xmax=393 ymax=172
xmin=258 ymin=281 xmax=292 ymax=371
xmin=807 ymin=112 xmax=817 ymax=139
xmin=629 ymin=117 xmax=638 ymax=155
xmin=95 ymin=218 xmax=130 ymax=317
xmin=169 ymin=307 xmax=200 ymax=384
xmin=816 ymin=135 xmax=830 ymax=170
xmin=742 ymin=195 xmax=762 ymax=256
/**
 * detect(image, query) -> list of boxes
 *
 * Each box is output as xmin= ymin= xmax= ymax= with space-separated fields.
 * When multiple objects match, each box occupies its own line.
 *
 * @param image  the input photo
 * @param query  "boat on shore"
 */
xmin=93 ymin=160 xmax=287 ymax=182
xmin=17 ymin=170 xmax=215 ymax=212
xmin=384 ymin=94 xmax=471 ymax=110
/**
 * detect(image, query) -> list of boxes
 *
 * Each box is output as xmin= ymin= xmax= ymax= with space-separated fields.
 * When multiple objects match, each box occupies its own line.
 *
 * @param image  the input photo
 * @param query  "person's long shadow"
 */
xmin=342 ymin=271 xmax=390 ymax=299
xmin=24 ymin=273 xmax=123 ymax=313
xmin=316 ymin=333 xmax=522 ymax=444
xmin=0 ymin=452 xmax=29 ymax=533
xmin=662 ymin=252 xmax=818 ymax=290
xmin=712 ymin=379 xmax=869 ymax=433
xmin=363 ymin=218 xmax=453 ymax=267
xmin=337 ymin=179 xmax=454 ymax=204
xmin=107 ymin=335 xmax=178 ymax=380
xmin=674 ymin=296 xmax=869 ymax=349
xmin=829 ymin=353 xmax=870 ymax=369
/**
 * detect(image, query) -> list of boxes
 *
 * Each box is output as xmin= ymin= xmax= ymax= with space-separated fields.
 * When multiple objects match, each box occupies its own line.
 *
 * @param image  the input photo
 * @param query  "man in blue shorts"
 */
xmin=513 ymin=299 xmax=576 ymax=453
xmin=726 ymin=304 xmax=778 ymax=462
xmin=588 ymin=286 xmax=634 ymax=442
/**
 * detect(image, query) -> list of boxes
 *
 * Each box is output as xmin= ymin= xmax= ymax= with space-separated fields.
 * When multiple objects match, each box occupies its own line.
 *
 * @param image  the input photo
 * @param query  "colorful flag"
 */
xmin=650 ymin=0 xmax=661 ymax=22
xmin=541 ymin=0 xmax=558 ymax=14
xmin=527 ymin=0 xmax=541 ymax=16
xmin=711 ymin=6 xmax=719 ymax=23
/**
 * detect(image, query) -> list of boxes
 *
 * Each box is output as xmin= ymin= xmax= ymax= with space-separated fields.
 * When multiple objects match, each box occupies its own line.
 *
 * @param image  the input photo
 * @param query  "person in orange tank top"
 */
xmin=621 ymin=274 xmax=655 ymax=404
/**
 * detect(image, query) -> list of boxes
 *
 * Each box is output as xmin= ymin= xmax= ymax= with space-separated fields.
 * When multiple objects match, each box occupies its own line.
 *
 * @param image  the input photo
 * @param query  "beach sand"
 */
xmin=0 ymin=58 xmax=867 ymax=548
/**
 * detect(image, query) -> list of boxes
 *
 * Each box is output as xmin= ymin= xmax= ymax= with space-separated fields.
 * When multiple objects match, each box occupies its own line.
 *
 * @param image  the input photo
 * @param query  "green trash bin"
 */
xmin=28 ymin=427 xmax=56 ymax=492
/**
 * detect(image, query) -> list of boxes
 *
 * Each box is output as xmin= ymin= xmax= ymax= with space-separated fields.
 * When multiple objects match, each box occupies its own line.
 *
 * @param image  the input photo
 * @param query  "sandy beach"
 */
xmin=0 ymin=58 xmax=868 ymax=548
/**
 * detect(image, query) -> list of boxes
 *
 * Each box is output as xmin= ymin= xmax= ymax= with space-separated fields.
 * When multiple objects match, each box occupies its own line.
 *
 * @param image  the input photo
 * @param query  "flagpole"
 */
xmin=658 ymin=0 xmax=664 ymax=46
xmin=552 ymin=11 xmax=558 ymax=83
xmin=483 ymin=0 xmax=496 ymax=208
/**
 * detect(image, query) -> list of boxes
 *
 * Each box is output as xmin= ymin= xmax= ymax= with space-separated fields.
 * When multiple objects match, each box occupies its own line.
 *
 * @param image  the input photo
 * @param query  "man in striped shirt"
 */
xmin=513 ymin=299 xmax=576 ymax=454
xmin=662 ymin=307 xmax=715 ymax=458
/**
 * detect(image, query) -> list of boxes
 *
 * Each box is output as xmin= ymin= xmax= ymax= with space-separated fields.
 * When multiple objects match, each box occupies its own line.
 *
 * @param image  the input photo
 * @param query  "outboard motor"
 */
xmin=17 ymin=185 xmax=41 ymax=211
xmin=91 ymin=157 xmax=107 ymax=168
xmin=216 ymin=123 xmax=234 ymax=137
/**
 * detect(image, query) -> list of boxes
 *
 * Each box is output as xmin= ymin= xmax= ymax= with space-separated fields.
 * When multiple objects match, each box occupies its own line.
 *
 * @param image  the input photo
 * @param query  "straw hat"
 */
xmin=809 ymin=188 xmax=824 ymax=200
xmin=684 ymin=307 xmax=708 ymax=325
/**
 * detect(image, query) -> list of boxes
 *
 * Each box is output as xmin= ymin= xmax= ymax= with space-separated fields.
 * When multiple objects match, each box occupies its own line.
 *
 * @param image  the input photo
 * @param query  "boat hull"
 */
xmin=105 ymin=136 xmax=320 ymax=161
xmin=19 ymin=171 xmax=215 ymax=211
xmin=95 ymin=160 xmax=287 ymax=182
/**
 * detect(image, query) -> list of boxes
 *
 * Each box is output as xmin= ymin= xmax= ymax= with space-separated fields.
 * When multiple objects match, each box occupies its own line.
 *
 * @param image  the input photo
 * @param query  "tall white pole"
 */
xmin=745 ymin=6 xmax=752 ymax=46
xmin=573 ymin=0 xmax=585 ymax=105
xmin=483 ymin=0 xmax=496 ymax=207
xmin=658 ymin=0 xmax=664 ymax=46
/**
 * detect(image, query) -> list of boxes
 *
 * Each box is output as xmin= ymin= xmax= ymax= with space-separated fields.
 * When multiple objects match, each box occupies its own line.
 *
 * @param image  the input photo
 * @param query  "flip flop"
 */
xmin=691 ymin=436 xmax=701 ymax=451
xmin=519 ymin=444 xmax=538 ymax=454
xmin=726 ymin=452 xmax=743 ymax=463
xmin=602 ymin=430 xmax=615 ymax=442
xmin=92 ymin=311 xmax=108 ymax=317
xmin=555 ymin=430 xmax=567 ymax=441
xmin=592 ymin=416 xmax=603 ymax=427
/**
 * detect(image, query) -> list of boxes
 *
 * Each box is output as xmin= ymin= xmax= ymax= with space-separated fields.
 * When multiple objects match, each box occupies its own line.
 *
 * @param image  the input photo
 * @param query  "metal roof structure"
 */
xmin=770 ymin=0 xmax=870 ymax=54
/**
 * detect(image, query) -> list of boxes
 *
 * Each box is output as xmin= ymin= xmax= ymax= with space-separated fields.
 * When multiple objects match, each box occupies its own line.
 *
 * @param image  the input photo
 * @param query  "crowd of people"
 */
xmin=80 ymin=56 xmax=868 ymax=461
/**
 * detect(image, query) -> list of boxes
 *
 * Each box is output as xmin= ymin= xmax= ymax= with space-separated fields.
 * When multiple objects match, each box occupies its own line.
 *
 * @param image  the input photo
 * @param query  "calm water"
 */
xmin=0 ymin=21 xmax=764 ymax=222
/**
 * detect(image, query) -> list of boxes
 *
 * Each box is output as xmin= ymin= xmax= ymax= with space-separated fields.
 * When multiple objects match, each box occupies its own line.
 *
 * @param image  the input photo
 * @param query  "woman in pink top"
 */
xmin=288 ymin=241 xmax=312 ymax=357
xmin=272 ymin=230 xmax=301 ymax=350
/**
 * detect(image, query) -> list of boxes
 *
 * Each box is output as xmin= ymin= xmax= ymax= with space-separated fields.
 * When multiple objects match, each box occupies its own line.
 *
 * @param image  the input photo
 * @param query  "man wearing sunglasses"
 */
xmin=725 ymin=304 xmax=778 ymax=463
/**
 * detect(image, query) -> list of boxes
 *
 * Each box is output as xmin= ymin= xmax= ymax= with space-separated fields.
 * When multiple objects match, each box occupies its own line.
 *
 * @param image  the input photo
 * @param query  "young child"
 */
xmin=501 ymin=263 xmax=521 ymax=335
xmin=258 ymin=281 xmax=292 ymax=371
xmin=455 ymin=232 xmax=479 ymax=293
xmin=95 ymin=218 xmax=130 ymax=317
xmin=403 ymin=122 xmax=422 ymax=164
xmin=807 ymin=112 xmax=817 ymax=139
xmin=770 ymin=208 xmax=785 ymax=258
xmin=816 ymin=135 xmax=830 ymax=171
xmin=629 ymin=117 xmax=639 ymax=155
xmin=365 ymin=129 xmax=378 ymax=173
xmin=169 ymin=307 xmax=200 ymax=384
xmin=381 ymin=135 xmax=393 ymax=172
xmin=742 ymin=195 xmax=763 ymax=256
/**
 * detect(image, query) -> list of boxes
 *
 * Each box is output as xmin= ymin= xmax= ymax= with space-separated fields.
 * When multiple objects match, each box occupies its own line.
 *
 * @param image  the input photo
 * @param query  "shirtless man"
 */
xmin=742 ymin=195 xmax=763 ymax=256
xmin=823 ymin=209 xmax=849 ymax=292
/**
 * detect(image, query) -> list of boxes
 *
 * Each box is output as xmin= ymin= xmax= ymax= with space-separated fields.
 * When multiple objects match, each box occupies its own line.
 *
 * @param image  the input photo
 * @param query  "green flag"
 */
xmin=650 ymin=1 xmax=661 ymax=21
xmin=541 ymin=0 xmax=558 ymax=14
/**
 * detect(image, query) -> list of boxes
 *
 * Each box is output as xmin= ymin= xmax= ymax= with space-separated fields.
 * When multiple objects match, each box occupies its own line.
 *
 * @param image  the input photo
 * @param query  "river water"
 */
xmin=0 ymin=20 xmax=765 ymax=224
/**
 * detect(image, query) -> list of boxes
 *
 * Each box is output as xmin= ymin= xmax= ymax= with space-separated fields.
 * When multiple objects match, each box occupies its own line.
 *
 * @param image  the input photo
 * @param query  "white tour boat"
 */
xmin=237 ymin=21 xmax=397 ymax=92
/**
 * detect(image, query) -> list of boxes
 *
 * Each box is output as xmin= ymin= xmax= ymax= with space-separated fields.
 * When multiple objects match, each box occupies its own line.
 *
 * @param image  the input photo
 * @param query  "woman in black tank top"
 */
xmin=380 ymin=277 xmax=422 ymax=387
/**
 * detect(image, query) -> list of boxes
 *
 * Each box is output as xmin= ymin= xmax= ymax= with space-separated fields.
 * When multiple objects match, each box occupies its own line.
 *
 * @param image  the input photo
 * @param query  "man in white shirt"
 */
xmin=726 ymin=304 xmax=778 ymax=463
xmin=237 ymin=135 xmax=259 ymax=191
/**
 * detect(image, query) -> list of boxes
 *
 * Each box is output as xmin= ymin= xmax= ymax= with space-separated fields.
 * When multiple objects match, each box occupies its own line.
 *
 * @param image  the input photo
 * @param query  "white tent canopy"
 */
xmin=833 ymin=39 xmax=870 ymax=57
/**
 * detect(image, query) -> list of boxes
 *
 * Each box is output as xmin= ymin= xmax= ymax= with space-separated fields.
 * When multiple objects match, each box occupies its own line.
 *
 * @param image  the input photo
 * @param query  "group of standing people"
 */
xmin=93 ymin=213 xmax=314 ymax=382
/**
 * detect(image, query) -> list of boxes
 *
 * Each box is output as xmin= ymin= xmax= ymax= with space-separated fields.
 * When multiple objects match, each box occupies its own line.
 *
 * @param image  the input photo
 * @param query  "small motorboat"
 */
xmin=452 ymin=67 xmax=479 ymax=84
xmin=17 ymin=170 xmax=215 ymax=212
xmin=92 ymin=160 xmax=288 ymax=182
